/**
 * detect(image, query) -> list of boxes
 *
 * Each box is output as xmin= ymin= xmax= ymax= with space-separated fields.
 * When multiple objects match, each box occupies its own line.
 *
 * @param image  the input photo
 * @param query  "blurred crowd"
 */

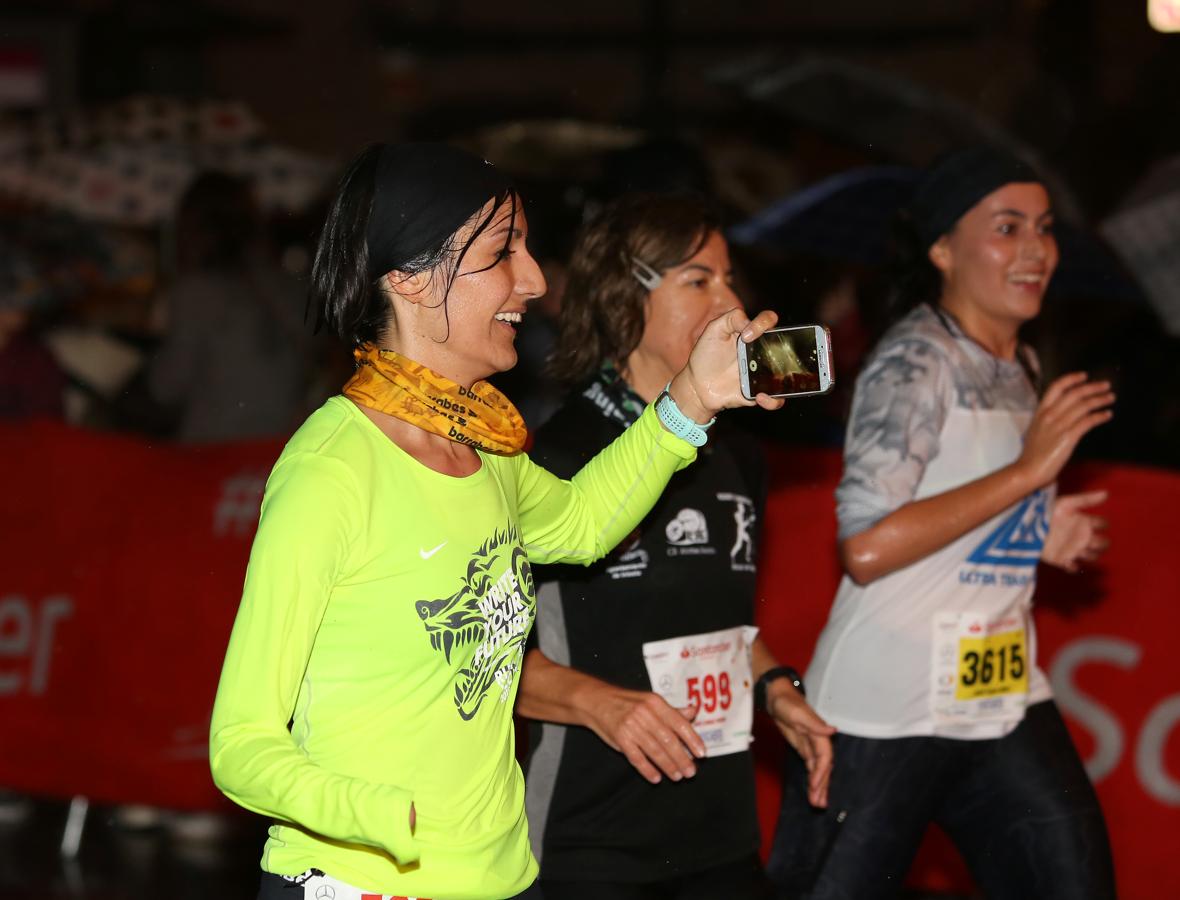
xmin=2 ymin=100 xmax=1178 ymax=470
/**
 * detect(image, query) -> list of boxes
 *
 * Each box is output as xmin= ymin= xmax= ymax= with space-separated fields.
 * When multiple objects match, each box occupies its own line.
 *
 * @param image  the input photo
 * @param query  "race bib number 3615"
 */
xmin=955 ymin=628 xmax=1027 ymax=701
xmin=932 ymin=611 xmax=1030 ymax=726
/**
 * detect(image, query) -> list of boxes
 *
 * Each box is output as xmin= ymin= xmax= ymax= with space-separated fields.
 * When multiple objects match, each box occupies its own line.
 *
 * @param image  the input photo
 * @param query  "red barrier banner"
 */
xmin=0 ymin=421 xmax=273 ymax=813
xmin=1 ymin=423 xmax=1177 ymax=897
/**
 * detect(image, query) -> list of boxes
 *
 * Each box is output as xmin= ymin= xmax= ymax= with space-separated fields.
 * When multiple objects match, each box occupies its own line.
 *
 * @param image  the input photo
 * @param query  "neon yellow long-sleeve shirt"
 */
xmin=210 ymin=395 xmax=695 ymax=899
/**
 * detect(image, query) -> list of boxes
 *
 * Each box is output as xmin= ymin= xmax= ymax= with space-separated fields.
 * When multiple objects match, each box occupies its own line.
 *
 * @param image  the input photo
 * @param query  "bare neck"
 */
xmin=619 ymin=351 xmax=673 ymax=405
xmin=937 ymin=295 xmax=1021 ymax=360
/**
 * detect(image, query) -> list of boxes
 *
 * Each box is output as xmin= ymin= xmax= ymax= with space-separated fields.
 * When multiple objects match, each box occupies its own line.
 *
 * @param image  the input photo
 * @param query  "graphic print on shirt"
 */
xmin=665 ymin=508 xmax=715 ymax=557
xmin=716 ymin=492 xmax=756 ymax=572
xmin=959 ymin=489 xmax=1050 ymax=587
xmin=582 ymin=380 xmax=627 ymax=427
xmin=415 ymin=524 xmax=536 ymax=721
xmin=606 ymin=540 xmax=650 ymax=580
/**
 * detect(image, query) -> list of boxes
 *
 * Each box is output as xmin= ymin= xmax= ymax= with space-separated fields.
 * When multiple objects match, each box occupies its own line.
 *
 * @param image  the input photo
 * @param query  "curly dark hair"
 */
xmin=548 ymin=192 xmax=721 ymax=385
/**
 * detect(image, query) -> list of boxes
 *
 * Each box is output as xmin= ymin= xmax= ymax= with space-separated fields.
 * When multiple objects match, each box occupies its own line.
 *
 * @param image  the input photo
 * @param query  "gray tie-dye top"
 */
xmin=836 ymin=303 xmax=1039 ymax=541
xmin=809 ymin=303 xmax=1052 ymax=739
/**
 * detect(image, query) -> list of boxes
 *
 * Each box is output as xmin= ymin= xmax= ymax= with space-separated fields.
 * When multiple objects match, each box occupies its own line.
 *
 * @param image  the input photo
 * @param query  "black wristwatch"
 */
xmin=754 ymin=665 xmax=805 ymax=711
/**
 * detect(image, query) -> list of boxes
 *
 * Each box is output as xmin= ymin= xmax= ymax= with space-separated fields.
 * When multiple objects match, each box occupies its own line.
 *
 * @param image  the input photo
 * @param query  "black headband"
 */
xmin=365 ymin=142 xmax=514 ymax=282
xmin=910 ymin=146 xmax=1043 ymax=250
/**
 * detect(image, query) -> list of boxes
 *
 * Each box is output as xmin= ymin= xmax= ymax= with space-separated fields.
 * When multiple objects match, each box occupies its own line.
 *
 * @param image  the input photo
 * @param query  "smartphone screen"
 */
xmin=739 ymin=325 xmax=833 ymax=399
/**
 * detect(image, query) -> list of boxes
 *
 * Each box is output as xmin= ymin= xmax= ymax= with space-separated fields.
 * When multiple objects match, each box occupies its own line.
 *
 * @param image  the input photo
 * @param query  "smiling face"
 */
xmin=622 ymin=229 xmax=742 ymax=401
xmin=388 ymin=195 xmax=546 ymax=385
xmin=930 ymin=181 xmax=1058 ymax=344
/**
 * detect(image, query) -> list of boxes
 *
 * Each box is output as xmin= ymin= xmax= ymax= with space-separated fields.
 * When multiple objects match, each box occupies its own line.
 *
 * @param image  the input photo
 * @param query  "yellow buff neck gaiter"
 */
xmin=342 ymin=343 xmax=528 ymax=455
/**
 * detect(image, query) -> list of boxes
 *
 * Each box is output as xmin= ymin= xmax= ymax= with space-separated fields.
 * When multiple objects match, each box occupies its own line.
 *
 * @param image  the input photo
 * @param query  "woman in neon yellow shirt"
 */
xmin=209 ymin=143 xmax=783 ymax=900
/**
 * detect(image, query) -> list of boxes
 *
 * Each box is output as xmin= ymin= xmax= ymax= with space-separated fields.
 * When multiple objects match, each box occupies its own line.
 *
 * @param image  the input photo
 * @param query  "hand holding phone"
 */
xmin=738 ymin=324 xmax=835 ymax=400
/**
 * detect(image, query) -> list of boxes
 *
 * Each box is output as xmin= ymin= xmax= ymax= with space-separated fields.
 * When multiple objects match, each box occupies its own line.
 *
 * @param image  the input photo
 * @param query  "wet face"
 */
xmin=930 ymin=182 xmax=1058 ymax=329
xmin=625 ymin=230 xmax=742 ymax=391
xmin=397 ymin=197 xmax=546 ymax=384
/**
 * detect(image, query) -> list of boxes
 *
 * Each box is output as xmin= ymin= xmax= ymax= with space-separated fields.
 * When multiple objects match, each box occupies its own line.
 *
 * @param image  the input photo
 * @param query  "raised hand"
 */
xmin=668 ymin=309 xmax=784 ymax=424
xmin=765 ymin=680 xmax=837 ymax=808
xmin=1042 ymin=490 xmax=1110 ymax=573
xmin=585 ymin=686 xmax=706 ymax=785
xmin=1018 ymin=373 xmax=1114 ymax=489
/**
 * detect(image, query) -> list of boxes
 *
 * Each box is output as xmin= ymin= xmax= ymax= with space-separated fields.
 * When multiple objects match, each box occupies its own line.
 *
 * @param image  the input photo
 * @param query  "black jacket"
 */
xmin=524 ymin=377 xmax=767 ymax=883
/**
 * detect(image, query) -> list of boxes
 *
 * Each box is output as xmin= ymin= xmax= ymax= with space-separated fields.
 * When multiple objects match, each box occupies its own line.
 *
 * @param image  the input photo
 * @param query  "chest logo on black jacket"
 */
xmin=717 ymin=492 xmax=757 ymax=572
xmin=414 ymin=524 xmax=536 ymax=720
xmin=665 ymin=508 xmax=716 ymax=558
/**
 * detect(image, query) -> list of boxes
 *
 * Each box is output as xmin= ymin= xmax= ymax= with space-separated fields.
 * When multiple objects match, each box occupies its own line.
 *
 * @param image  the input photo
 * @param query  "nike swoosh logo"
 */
xmin=419 ymin=541 xmax=447 ymax=560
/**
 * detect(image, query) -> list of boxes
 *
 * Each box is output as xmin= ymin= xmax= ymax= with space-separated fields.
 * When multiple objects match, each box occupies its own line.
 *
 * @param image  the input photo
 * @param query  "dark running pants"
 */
xmin=766 ymin=700 xmax=1116 ymax=900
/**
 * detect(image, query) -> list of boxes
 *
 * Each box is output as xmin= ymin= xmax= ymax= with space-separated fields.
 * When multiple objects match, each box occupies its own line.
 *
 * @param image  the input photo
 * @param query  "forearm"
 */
xmin=520 ymin=405 xmax=696 ymax=565
xmin=210 ymin=614 xmax=419 ymax=863
xmin=569 ymin=405 xmax=696 ymax=554
xmin=517 ymin=648 xmax=610 ymax=728
xmin=842 ymin=460 xmax=1039 ymax=585
xmin=209 ymin=717 xmax=417 ymax=862
xmin=518 ymin=648 xmax=706 ymax=782
xmin=750 ymin=635 xmax=782 ymax=682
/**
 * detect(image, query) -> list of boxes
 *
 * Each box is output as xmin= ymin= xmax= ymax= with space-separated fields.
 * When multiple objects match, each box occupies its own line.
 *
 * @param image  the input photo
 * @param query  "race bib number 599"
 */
xmin=642 ymin=625 xmax=758 ymax=757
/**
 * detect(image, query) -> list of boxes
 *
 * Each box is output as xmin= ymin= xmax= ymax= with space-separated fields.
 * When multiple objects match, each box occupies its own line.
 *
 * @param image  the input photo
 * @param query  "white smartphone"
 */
xmin=737 ymin=324 xmax=835 ymax=400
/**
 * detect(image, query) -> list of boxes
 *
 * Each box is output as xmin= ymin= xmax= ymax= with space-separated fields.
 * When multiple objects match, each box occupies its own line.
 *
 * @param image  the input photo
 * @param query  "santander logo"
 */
xmin=681 ymin=641 xmax=732 ymax=659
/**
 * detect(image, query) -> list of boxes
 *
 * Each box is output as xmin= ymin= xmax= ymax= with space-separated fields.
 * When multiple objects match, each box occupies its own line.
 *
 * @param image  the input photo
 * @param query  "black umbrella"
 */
xmin=730 ymin=165 xmax=1146 ymax=304
xmin=729 ymin=165 xmax=915 ymax=265
xmin=711 ymin=55 xmax=1085 ymax=223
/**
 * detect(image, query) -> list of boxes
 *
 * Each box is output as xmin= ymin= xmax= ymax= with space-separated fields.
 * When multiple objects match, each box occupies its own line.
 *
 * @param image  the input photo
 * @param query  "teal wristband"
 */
xmin=654 ymin=384 xmax=715 ymax=447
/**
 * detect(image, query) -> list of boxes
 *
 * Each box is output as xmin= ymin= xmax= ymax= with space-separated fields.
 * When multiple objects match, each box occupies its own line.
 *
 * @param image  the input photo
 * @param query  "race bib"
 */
xmin=642 ymin=625 xmax=758 ymax=757
xmin=272 ymin=868 xmax=426 ymax=900
xmin=932 ymin=609 xmax=1030 ymax=725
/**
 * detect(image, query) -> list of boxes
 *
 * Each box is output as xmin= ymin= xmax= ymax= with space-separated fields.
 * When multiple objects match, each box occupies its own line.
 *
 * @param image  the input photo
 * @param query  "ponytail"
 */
xmin=879 ymin=208 xmax=942 ymax=334
xmin=308 ymin=145 xmax=386 ymax=348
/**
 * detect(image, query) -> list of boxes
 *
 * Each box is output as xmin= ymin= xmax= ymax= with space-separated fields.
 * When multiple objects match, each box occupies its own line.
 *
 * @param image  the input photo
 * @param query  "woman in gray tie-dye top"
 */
xmin=768 ymin=147 xmax=1118 ymax=900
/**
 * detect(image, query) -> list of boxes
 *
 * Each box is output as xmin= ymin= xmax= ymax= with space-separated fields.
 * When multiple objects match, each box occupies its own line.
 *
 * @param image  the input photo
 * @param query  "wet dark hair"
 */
xmin=548 ymin=192 xmax=721 ymax=385
xmin=308 ymin=145 xmax=516 ymax=348
xmin=880 ymin=208 xmax=944 ymax=328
